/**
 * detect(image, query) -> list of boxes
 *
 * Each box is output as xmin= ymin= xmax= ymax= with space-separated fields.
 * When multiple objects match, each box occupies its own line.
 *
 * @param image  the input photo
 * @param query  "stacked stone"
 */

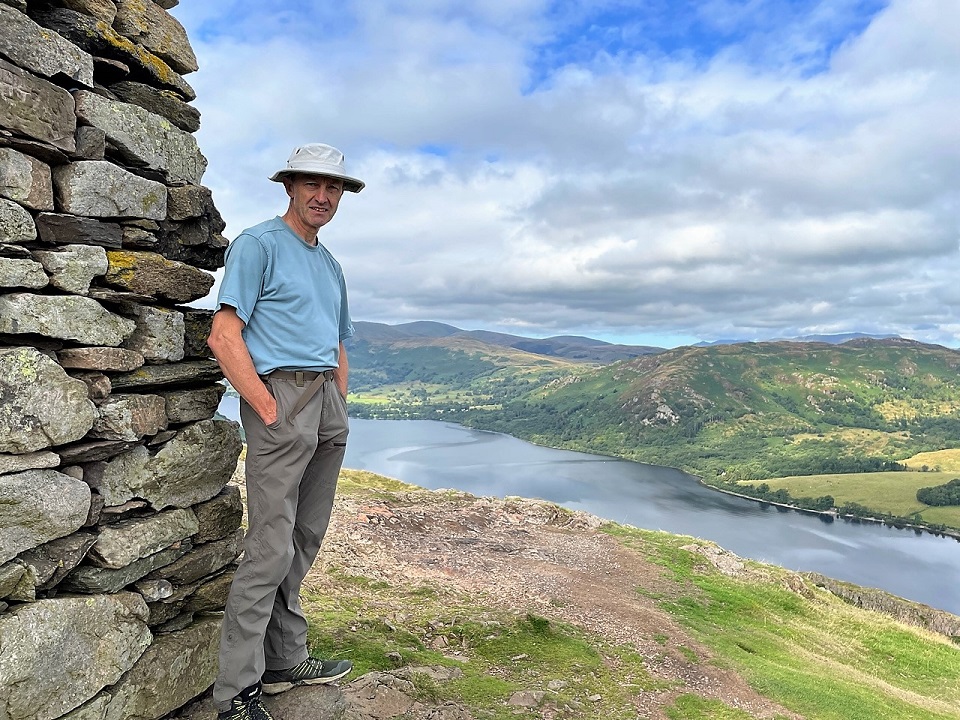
xmin=0 ymin=2 xmax=244 ymax=719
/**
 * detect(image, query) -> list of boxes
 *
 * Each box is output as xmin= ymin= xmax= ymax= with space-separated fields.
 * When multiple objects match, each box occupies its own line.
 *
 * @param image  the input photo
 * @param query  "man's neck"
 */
xmin=280 ymin=211 xmax=318 ymax=246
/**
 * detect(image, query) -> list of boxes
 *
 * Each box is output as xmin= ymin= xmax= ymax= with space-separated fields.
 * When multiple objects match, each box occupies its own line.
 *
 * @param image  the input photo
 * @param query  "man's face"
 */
xmin=284 ymin=173 xmax=345 ymax=236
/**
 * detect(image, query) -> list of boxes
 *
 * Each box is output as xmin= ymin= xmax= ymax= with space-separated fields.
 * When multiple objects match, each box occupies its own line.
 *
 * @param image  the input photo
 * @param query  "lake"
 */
xmin=219 ymin=396 xmax=960 ymax=615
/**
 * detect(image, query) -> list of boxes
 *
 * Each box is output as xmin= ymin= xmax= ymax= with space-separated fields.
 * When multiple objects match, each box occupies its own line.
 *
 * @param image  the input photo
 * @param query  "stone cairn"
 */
xmin=0 ymin=2 xmax=245 ymax=718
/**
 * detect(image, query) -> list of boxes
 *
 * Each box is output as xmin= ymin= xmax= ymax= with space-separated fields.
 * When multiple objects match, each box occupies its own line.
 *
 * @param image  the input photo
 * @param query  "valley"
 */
xmin=345 ymin=323 xmax=960 ymax=532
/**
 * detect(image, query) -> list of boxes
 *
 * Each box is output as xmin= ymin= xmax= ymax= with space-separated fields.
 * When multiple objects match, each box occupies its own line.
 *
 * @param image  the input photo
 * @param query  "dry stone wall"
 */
xmin=0 ymin=1 xmax=244 ymax=718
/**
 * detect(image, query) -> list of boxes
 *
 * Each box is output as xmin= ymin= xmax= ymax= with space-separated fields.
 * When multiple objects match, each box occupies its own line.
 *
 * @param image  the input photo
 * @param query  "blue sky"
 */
xmin=169 ymin=0 xmax=959 ymax=348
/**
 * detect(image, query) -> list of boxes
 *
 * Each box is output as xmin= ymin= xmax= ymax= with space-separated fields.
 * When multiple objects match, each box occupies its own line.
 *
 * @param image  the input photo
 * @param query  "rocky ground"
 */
xmin=174 ymin=466 xmax=805 ymax=720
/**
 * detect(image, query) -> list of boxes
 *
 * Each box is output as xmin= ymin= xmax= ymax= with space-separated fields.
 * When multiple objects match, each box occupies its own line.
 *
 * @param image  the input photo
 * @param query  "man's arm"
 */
xmin=334 ymin=342 xmax=348 ymax=398
xmin=207 ymin=306 xmax=278 ymax=425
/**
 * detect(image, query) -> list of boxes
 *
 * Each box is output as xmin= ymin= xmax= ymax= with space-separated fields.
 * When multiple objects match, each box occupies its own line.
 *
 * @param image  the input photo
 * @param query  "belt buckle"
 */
xmin=295 ymin=370 xmax=304 ymax=387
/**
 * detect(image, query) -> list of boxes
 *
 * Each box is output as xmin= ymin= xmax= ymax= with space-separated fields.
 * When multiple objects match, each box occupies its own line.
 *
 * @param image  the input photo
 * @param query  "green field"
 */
xmin=739 ymin=470 xmax=960 ymax=528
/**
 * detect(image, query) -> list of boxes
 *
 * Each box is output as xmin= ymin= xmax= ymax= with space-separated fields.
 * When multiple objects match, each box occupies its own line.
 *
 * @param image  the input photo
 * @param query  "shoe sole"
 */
xmin=261 ymin=667 xmax=352 ymax=695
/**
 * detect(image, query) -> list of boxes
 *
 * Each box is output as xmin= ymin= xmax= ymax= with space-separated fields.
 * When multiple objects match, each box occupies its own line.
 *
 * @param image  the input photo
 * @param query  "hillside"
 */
xmin=345 ymin=332 xmax=960 ymax=490
xmin=176 ymin=469 xmax=960 ymax=720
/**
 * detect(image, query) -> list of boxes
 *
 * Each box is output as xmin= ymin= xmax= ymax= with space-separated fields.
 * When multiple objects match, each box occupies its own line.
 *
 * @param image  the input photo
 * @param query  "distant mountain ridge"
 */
xmin=351 ymin=321 xmax=663 ymax=363
xmin=695 ymin=332 xmax=901 ymax=347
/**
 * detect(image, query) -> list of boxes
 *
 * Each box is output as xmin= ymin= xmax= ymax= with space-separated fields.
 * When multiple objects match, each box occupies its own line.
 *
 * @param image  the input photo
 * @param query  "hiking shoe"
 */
xmin=217 ymin=682 xmax=273 ymax=720
xmin=261 ymin=657 xmax=353 ymax=694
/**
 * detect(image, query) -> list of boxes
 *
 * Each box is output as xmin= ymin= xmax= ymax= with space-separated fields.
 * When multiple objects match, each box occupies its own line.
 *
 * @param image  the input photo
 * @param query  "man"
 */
xmin=208 ymin=143 xmax=364 ymax=720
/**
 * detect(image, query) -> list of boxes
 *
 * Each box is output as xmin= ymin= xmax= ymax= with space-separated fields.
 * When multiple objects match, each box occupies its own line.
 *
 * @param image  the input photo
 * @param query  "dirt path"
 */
xmin=316 ymin=488 xmax=802 ymax=720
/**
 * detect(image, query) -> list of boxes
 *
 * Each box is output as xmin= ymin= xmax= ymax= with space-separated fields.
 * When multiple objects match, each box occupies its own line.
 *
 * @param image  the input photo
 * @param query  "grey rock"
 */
xmin=0 ymin=146 xmax=53 ymax=210
xmin=122 ymin=304 xmax=186 ymax=362
xmin=0 ymin=450 xmax=59 ymax=475
xmin=133 ymin=577 xmax=174 ymax=601
xmin=74 ymin=90 xmax=206 ymax=185
xmin=0 ymin=240 xmax=30 ymax=258
xmin=59 ymin=694 xmax=111 ymax=720
xmin=0 ymin=256 xmax=47 ymax=288
xmin=30 ymin=7 xmax=196 ymax=100
xmin=99 ymin=497 xmax=149 ymax=518
xmin=182 ymin=308 xmax=214 ymax=358
xmin=91 ymin=393 xmax=168 ymax=441
xmin=105 ymin=249 xmax=213 ymax=302
xmin=35 ymin=212 xmax=123 ymax=248
xmin=150 ymin=527 xmax=243 ymax=585
xmin=109 ymin=359 xmax=223 ymax=391
xmin=155 ymin=189 xmax=228 ymax=271
xmin=167 ymin=184 xmax=212 ymax=220
xmin=58 ymin=346 xmax=144 ymax=372
xmin=74 ymin=124 xmax=106 ymax=160
xmin=88 ymin=286 xmax=155 ymax=305
xmin=192 ymin=484 xmax=243 ymax=543
xmin=113 ymin=0 xmax=198 ymax=74
xmin=84 ymin=489 xmax=104 ymax=528
xmin=57 ymin=438 xmax=138 ymax=464
xmin=62 ymin=541 xmax=190 ymax=594
xmin=103 ymin=616 xmax=220 ymax=720
xmin=6 ymin=566 xmax=37 ymax=602
xmin=0 ymin=561 xmax=25 ymax=598
xmin=0 ymin=196 xmax=37 ymax=243
xmin=53 ymin=160 xmax=167 ymax=220
xmin=61 ymin=464 xmax=84 ymax=481
xmin=95 ymin=419 xmax=241 ymax=509
xmin=0 ymin=292 xmax=136 ymax=345
xmin=70 ymin=370 xmax=112 ymax=400
xmin=0 ymin=469 xmax=90 ymax=564
xmin=183 ymin=567 xmax=234 ymax=614
xmin=62 ymin=0 xmax=117 ymax=24
xmin=109 ymin=80 xmax=201 ymax=133
xmin=89 ymin=507 xmax=198 ymax=569
xmin=157 ymin=609 xmax=200 ymax=633
xmin=32 ymin=243 xmax=108 ymax=294
xmin=147 ymin=599 xmax=185 ymax=629
xmin=341 ymin=672 xmax=415 ymax=718
xmin=148 ymin=430 xmax=177 ymax=445
xmin=122 ymin=225 xmax=158 ymax=248
xmin=0 ymin=4 xmax=94 ymax=86
xmin=0 ymin=56 xmax=76 ymax=151
xmin=160 ymin=384 xmax=224 ymax=424
xmin=0 ymin=346 xmax=97 ymax=453
xmin=147 ymin=419 xmax=242 ymax=507
xmin=0 ymin=133 xmax=68 ymax=165
xmin=16 ymin=530 xmax=97 ymax=590
xmin=0 ymin=593 xmax=151 ymax=720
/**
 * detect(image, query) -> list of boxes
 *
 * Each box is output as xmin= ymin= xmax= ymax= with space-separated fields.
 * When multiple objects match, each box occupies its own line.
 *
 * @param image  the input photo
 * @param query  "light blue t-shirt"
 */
xmin=216 ymin=216 xmax=354 ymax=375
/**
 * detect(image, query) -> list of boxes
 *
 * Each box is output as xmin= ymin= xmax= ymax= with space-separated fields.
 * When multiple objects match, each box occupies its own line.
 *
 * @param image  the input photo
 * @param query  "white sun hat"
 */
xmin=269 ymin=143 xmax=365 ymax=192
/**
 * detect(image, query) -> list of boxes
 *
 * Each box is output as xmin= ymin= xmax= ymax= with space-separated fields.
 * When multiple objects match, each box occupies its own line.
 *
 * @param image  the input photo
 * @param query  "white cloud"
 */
xmin=171 ymin=0 xmax=960 ymax=347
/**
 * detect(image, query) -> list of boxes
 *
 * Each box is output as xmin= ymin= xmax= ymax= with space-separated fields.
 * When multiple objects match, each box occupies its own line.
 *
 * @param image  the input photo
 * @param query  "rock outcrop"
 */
xmin=0 ymin=2 xmax=241 ymax=719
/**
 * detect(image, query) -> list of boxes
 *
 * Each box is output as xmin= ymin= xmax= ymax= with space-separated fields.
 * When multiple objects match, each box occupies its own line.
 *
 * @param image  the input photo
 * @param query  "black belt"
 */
xmin=264 ymin=369 xmax=335 ymax=387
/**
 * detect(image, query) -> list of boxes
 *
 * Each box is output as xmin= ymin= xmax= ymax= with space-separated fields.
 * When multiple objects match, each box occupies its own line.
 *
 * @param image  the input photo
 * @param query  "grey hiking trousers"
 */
xmin=214 ymin=371 xmax=348 ymax=710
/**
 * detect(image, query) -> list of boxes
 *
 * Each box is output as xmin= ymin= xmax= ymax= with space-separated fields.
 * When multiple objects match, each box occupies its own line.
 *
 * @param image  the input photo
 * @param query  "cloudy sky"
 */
xmin=170 ymin=0 xmax=959 ymax=348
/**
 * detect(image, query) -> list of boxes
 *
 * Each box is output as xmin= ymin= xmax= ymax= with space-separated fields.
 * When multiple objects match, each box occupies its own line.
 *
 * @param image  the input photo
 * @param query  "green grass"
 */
xmin=742 ymin=471 xmax=960 ymax=527
xmin=300 ymin=578 xmax=665 ymax=719
xmin=665 ymin=695 xmax=763 ymax=719
xmin=607 ymin=525 xmax=960 ymax=720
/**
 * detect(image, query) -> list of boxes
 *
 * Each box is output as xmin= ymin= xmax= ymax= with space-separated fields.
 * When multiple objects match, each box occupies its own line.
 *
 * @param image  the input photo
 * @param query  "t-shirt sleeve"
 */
xmin=216 ymin=234 xmax=268 ymax=325
xmin=338 ymin=271 xmax=355 ymax=341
